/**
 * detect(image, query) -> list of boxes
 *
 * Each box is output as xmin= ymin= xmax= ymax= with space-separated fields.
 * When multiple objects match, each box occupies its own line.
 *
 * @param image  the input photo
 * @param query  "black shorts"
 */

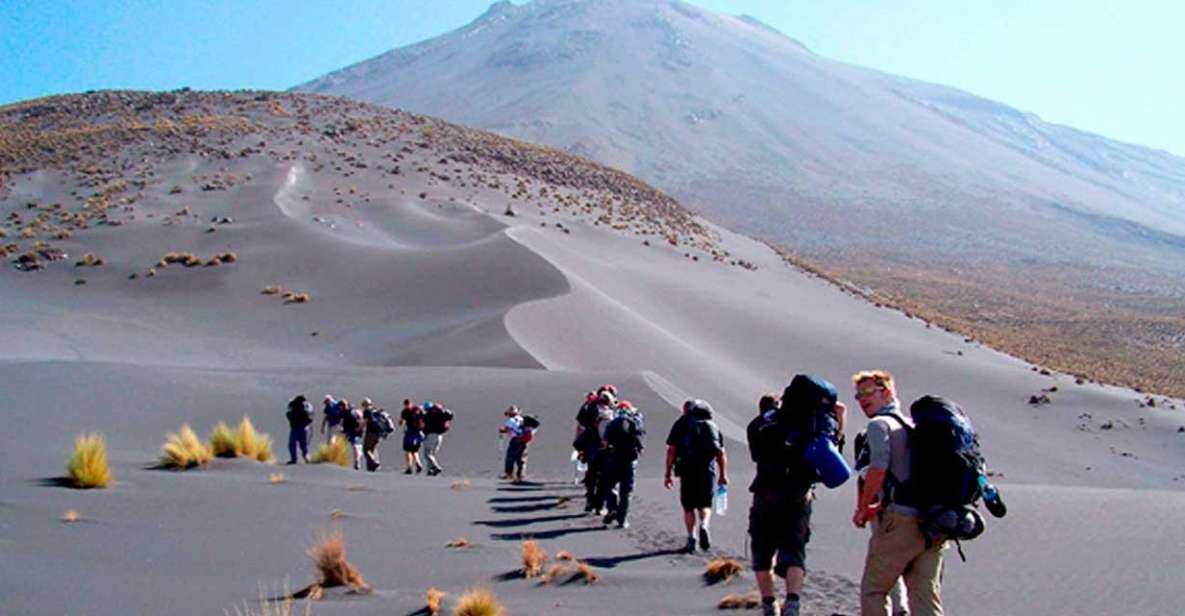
xmin=679 ymin=469 xmax=716 ymax=511
xmin=748 ymin=489 xmax=812 ymax=576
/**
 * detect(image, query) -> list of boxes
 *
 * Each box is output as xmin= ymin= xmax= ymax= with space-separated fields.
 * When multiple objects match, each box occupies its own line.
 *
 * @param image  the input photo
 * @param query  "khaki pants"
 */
xmin=860 ymin=510 xmax=946 ymax=616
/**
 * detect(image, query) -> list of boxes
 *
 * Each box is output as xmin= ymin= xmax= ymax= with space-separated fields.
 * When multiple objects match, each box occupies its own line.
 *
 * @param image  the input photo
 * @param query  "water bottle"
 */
xmin=978 ymin=475 xmax=1007 ymax=518
xmin=714 ymin=485 xmax=729 ymax=515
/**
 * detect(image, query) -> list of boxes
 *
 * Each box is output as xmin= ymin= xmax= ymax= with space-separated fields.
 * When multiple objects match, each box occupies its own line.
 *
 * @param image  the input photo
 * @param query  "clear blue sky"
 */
xmin=2 ymin=1 xmax=1181 ymax=156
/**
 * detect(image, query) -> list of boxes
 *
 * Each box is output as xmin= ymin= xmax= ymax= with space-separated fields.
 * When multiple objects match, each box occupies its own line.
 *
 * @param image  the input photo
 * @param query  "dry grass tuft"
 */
xmin=329 ymin=509 xmax=345 ymax=520
xmin=75 ymin=253 xmax=103 ymax=267
xmin=556 ymin=550 xmax=575 ymax=561
xmin=62 ymin=509 xmax=81 ymax=523
xmin=540 ymin=564 xmax=567 ymax=584
xmin=310 ymin=436 xmax=350 ymax=466
xmin=446 ymin=537 xmax=471 ymax=549
xmin=571 ymin=562 xmax=599 ymax=584
xmin=269 ymin=472 xmax=286 ymax=484
xmin=227 ymin=583 xmax=310 ymax=616
xmin=236 ymin=416 xmax=274 ymax=462
xmin=160 ymin=424 xmax=213 ymax=469
xmin=449 ymin=479 xmax=472 ymax=490
xmin=540 ymin=561 xmax=599 ymax=585
xmin=209 ymin=421 xmax=238 ymax=457
xmin=520 ymin=540 xmax=547 ymax=578
xmin=426 ymin=588 xmax=446 ymax=615
xmin=452 ymin=588 xmax=503 ymax=616
xmin=66 ymin=432 xmax=113 ymax=489
xmin=284 ymin=292 xmax=310 ymax=304
xmin=220 ymin=252 xmax=238 ymax=263
xmin=207 ymin=417 xmax=273 ymax=462
xmin=717 ymin=591 xmax=761 ymax=609
xmin=262 ymin=285 xmax=283 ymax=295
xmin=704 ymin=557 xmax=744 ymax=585
xmin=306 ymin=527 xmax=369 ymax=592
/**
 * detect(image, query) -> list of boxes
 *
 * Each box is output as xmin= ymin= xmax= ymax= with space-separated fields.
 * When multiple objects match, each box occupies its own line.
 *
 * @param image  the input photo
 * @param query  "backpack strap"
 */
xmin=873 ymin=412 xmax=916 ymax=506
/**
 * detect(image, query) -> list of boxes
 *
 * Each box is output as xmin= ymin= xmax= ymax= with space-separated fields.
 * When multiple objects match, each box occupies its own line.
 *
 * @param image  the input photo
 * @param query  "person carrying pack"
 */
xmin=853 ymin=370 xmax=964 ymax=616
xmin=286 ymin=395 xmax=314 ymax=464
xmin=500 ymin=406 xmax=534 ymax=482
xmin=597 ymin=400 xmax=646 ymax=528
xmin=665 ymin=399 xmax=729 ymax=553
xmin=399 ymin=399 xmax=426 ymax=475
xmin=422 ymin=401 xmax=454 ymax=476
xmin=319 ymin=395 xmax=343 ymax=444
xmin=747 ymin=376 xmax=848 ymax=616
xmin=575 ymin=389 xmax=616 ymax=513
xmin=361 ymin=399 xmax=394 ymax=472
xmin=339 ymin=399 xmax=364 ymax=471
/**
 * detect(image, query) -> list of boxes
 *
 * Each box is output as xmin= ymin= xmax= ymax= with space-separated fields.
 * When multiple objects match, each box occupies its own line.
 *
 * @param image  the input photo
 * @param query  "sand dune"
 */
xmin=1 ymin=91 xmax=1182 ymax=615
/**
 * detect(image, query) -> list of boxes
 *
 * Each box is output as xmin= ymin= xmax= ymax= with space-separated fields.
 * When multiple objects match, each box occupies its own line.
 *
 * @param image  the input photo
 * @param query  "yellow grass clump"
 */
xmin=262 ymin=285 xmax=284 ymax=295
xmin=209 ymin=417 xmax=273 ymax=462
xmin=269 ymin=472 xmax=286 ymax=484
xmin=426 ymin=588 xmax=446 ymax=615
xmin=540 ymin=560 xmax=599 ymax=585
xmin=310 ymin=436 xmax=350 ymax=466
xmin=718 ymin=591 xmax=761 ymax=610
xmin=210 ymin=421 xmax=238 ymax=457
xmin=449 ymin=479 xmax=472 ymax=490
xmin=160 ymin=424 xmax=213 ymax=469
xmin=62 ymin=509 xmax=81 ymax=523
xmin=453 ymin=588 xmax=503 ymax=616
xmin=555 ymin=550 xmax=575 ymax=561
xmin=520 ymin=539 xmax=547 ymax=578
xmin=227 ymin=583 xmax=310 ymax=616
xmin=306 ymin=527 xmax=369 ymax=592
xmin=704 ymin=557 xmax=744 ymax=585
xmin=66 ymin=432 xmax=113 ymax=489
xmin=236 ymin=416 xmax=274 ymax=462
xmin=446 ymin=537 xmax=471 ymax=549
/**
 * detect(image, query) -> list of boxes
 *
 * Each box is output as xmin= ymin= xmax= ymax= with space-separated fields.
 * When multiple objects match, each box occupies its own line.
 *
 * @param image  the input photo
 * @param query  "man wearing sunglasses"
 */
xmin=852 ymin=370 xmax=945 ymax=616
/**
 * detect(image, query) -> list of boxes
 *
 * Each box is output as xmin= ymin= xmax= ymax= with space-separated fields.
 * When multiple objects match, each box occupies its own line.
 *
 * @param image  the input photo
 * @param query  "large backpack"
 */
xmin=371 ymin=409 xmax=396 ymax=437
xmin=889 ymin=396 xmax=988 ymax=548
xmin=606 ymin=411 xmax=645 ymax=460
xmin=341 ymin=407 xmax=362 ymax=436
xmin=575 ymin=400 xmax=600 ymax=429
xmin=678 ymin=406 xmax=719 ymax=470
xmin=287 ymin=398 xmax=313 ymax=428
xmin=747 ymin=375 xmax=843 ymax=491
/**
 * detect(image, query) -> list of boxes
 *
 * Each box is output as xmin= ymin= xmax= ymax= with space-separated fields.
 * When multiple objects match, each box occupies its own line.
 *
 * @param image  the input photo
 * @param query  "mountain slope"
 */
xmin=296 ymin=0 xmax=1185 ymax=394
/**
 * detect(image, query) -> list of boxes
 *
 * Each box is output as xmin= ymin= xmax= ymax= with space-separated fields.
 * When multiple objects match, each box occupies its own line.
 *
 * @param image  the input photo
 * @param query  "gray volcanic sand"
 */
xmin=3 ymin=98 xmax=1185 ymax=615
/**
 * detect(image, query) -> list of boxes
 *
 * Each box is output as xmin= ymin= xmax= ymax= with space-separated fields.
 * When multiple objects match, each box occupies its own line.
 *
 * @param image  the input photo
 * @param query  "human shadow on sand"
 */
xmin=583 ymin=547 xmax=688 ymax=569
xmin=474 ymin=512 xmax=587 ymax=528
xmin=487 ymin=495 xmax=567 ymax=503
xmin=491 ymin=526 xmax=605 ymax=541
xmin=490 ymin=501 xmax=571 ymax=513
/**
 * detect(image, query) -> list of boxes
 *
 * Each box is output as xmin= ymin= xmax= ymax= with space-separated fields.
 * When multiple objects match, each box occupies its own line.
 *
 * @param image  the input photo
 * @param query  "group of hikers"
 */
xmin=566 ymin=373 xmax=1005 ymax=616
xmin=281 ymin=370 xmax=1005 ymax=616
xmin=285 ymin=395 xmax=454 ymax=474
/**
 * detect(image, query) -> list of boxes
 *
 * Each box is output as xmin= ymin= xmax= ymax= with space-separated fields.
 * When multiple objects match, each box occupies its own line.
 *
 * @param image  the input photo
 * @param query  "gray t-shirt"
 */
xmin=866 ymin=403 xmax=917 ymax=516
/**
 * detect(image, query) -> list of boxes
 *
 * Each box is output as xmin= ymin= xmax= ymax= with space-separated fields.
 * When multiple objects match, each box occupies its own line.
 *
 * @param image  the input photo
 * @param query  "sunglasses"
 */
xmin=854 ymin=386 xmax=884 ymax=400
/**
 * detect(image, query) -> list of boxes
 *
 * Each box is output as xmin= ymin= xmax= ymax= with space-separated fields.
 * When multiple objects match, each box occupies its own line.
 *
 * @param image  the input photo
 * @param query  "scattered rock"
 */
xmin=1028 ymin=394 xmax=1052 ymax=406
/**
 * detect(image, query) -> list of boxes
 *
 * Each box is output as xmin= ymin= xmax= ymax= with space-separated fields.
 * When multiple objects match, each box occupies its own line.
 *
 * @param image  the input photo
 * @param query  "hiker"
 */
xmin=747 ymin=376 xmax=848 ymax=616
xmin=398 ymin=399 xmax=426 ymax=474
xmin=664 ymin=399 xmax=728 ymax=553
xmin=286 ymin=395 xmax=314 ymax=464
xmin=361 ymin=399 xmax=395 ymax=472
xmin=500 ymin=406 xmax=536 ymax=481
xmin=855 ymin=427 xmax=908 ymax=616
xmin=339 ymin=399 xmax=365 ymax=471
xmin=422 ymin=401 xmax=454 ymax=476
xmin=575 ymin=388 xmax=616 ymax=513
xmin=597 ymin=399 xmax=645 ymax=528
xmin=851 ymin=370 xmax=944 ymax=616
xmin=320 ymin=395 xmax=343 ymax=444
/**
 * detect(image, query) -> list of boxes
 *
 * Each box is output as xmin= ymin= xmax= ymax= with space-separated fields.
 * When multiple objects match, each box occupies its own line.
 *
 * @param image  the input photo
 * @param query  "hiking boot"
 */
xmin=760 ymin=601 xmax=780 ymax=616
xmin=698 ymin=526 xmax=711 ymax=551
xmin=684 ymin=537 xmax=697 ymax=553
xmin=617 ymin=519 xmax=630 ymax=529
xmin=415 ymin=463 xmax=424 ymax=474
xmin=403 ymin=468 xmax=413 ymax=475
xmin=603 ymin=511 xmax=616 ymax=526
xmin=782 ymin=596 xmax=800 ymax=616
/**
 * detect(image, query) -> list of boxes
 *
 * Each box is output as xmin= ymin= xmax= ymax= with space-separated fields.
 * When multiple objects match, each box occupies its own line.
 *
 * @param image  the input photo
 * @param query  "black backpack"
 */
xmin=887 ymin=396 xmax=989 ymax=550
xmin=287 ymin=397 xmax=313 ymax=428
xmin=426 ymin=406 xmax=454 ymax=434
xmin=341 ymin=408 xmax=362 ymax=435
xmin=522 ymin=415 xmax=541 ymax=430
xmin=678 ymin=408 xmax=719 ymax=469
xmin=371 ymin=409 xmax=396 ymax=437
xmin=606 ymin=412 xmax=645 ymax=460
xmin=745 ymin=374 xmax=844 ymax=490
xmin=576 ymin=400 xmax=600 ymax=428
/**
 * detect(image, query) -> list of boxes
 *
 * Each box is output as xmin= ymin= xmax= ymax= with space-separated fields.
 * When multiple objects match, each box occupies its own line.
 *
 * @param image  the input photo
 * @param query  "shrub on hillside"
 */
xmin=160 ymin=424 xmax=213 ymax=469
xmin=66 ymin=432 xmax=113 ymax=489
xmin=310 ymin=436 xmax=350 ymax=466
xmin=208 ymin=417 xmax=273 ymax=462
xmin=520 ymin=540 xmax=546 ymax=578
xmin=453 ymin=588 xmax=503 ymax=616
